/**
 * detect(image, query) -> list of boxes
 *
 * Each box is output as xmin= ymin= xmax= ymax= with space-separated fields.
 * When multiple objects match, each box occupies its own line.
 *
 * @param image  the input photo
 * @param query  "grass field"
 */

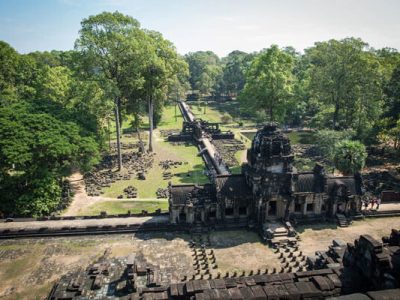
xmin=157 ymin=104 xmax=184 ymax=130
xmin=79 ymin=200 xmax=169 ymax=215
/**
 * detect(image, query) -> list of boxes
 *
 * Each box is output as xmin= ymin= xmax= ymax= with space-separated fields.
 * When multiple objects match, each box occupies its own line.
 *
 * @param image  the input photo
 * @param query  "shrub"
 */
xmin=315 ymin=129 xmax=355 ymax=159
xmin=333 ymin=140 xmax=367 ymax=175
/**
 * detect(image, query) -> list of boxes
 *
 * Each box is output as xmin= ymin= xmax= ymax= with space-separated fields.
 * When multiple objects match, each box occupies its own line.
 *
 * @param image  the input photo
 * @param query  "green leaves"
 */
xmin=306 ymin=38 xmax=383 ymax=132
xmin=14 ymin=173 xmax=62 ymax=217
xmin=185 ymin=51 xmax=221 ymax=95
xmin=0 ymin=102 xmax=99 ymax=176
xmin=239 ymin=45 xmax=294 ymax=122
xmin=333 ymin=140 xmax=367 ymax=175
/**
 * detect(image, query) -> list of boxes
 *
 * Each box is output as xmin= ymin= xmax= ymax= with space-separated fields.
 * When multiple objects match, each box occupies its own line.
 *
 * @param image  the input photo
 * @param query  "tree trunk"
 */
xmin=117 ymin=98 xmax=123 ymax=129
xmin=148 ymin=94 xmax=154 ymax=152
xmin=333 ymin=101 xmax=339 ymax=130
xmin=107 ymin=118 xmax=111 ymax=151
xmin=266 ymin=106 xmax=273 ymax=122
xmin=114 ymin=101 xmax=123 ymax=171
xmin=133 ymin=112 xmax=145 ymax=153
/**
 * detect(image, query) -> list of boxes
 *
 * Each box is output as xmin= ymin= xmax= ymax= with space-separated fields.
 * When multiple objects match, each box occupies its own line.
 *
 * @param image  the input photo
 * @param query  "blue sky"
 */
xmin=1 ymin=0 xmax=399 ymax=57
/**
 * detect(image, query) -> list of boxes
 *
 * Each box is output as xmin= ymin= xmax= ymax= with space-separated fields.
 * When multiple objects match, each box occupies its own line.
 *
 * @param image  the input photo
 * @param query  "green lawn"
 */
xmin=189 ymin=102 xmax=224 ymax=123
xmin=158 ymin=104 xmax=184 ymax=130
xmin=79 ymin=200 xmax=169 ymax=215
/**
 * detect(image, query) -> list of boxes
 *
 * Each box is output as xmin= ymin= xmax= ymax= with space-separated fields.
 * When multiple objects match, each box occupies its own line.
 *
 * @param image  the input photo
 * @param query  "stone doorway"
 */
xmin=268 ymin=201 xmax=277 ymax=217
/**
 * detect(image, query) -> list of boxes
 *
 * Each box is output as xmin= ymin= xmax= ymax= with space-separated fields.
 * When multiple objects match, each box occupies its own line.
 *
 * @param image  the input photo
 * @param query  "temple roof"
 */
xmin=295 ymin=173 xmax=316 ymax=193
xmin=215 ymin=174 xmax=252 ymax=200
xmin=169 ymin=184 xmax=215 ymax=206
xmin=327 ymin=176 xmax=359 ymax=195
xmin=294 ymin=173 xmax=361 ymax=195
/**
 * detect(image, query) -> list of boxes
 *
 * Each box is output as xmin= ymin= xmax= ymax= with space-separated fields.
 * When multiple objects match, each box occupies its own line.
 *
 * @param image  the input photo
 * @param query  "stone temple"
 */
xmin=169 ymin=123 xmax=363 ymax=227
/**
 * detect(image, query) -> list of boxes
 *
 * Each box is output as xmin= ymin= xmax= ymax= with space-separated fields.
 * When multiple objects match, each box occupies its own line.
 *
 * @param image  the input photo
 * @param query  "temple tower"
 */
xmin=243 ymin=123 xmax=295 ymax=222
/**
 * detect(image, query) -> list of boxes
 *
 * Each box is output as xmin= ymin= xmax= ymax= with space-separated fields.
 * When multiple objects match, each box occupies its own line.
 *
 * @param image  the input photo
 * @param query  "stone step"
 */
xmin=274 ymin=232 xmax=290 ymax=237
xmin=274 ymin=227 xmax=288 ymax=234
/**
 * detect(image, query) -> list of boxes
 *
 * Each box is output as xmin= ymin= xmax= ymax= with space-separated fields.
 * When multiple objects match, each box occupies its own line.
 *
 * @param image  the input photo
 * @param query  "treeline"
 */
xmin=1 ymin=10 xmax=399 ymax=216
xmin=0 ymin=11 xmax=188 ymax=217
xmin=184 ymin=39 xmax=400 ymax=146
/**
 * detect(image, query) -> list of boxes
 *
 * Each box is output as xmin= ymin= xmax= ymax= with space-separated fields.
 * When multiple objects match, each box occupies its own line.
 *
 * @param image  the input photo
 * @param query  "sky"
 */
xmin=0 ymin=0 xmax=399 ymax=57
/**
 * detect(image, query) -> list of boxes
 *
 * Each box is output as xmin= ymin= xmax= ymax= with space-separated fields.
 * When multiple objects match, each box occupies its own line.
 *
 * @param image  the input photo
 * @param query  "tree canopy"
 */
xmin=239 ymin=45 xmax=294 ymax=122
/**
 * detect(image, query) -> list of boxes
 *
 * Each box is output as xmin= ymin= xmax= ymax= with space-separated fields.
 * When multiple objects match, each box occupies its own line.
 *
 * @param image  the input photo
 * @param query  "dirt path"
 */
xmin=63 ymin=172 xmax=93 ymax=216
xmin=63 ymin=172 xmax=130 ymax=216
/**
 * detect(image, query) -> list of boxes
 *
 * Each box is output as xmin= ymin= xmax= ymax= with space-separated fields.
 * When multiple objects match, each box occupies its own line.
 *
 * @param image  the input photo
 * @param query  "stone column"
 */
xmin=332 ymin=199 xmax=337 ymax=215
xmin=303 ymin=201 xmax=308 ymax=215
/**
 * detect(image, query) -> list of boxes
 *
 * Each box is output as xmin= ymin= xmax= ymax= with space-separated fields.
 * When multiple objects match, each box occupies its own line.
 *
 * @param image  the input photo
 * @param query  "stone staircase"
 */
xmin=262 ymin=221 xmax=299 ymax=248
xmin=336 ymin=213 xmax=351 ymax=227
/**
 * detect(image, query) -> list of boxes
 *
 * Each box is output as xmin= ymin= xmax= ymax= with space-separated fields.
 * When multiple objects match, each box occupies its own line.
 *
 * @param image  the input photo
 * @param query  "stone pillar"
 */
xmin=187 ymin=207 xmax=194 ymax=224
xmin=332 ymin=199 xmax=337 ymax=216
xmin=170 ymin=208 xmax=178 ymax=224
xmin=303 ymin=201 xmax=308 ymax=215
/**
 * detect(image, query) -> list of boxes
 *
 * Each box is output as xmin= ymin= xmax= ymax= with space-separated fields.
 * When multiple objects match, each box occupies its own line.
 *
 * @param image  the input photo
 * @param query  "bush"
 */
xmin=315 ymin=129 xmax=355 ymax=159
xmin=333 ymin=140 xmax=367 ymax=175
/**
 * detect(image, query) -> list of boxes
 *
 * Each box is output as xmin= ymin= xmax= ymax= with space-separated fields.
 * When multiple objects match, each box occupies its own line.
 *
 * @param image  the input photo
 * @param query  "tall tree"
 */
xmin=75 ymin=11 xmax=143 ymax=170
xmin=305 ymin=38 xmax=382 ymax=132
xmin=384 ymin=64 xmax=400 ymax=122
xmin=220 ymin=50 xmax=253 ymax=97
xmin=185 ymin=51 xmax=221 ymax=96
xmin=239 ymin=45 xmax=294 ymax=122
xmin=141 ymin=30 xmax=188 ymax=151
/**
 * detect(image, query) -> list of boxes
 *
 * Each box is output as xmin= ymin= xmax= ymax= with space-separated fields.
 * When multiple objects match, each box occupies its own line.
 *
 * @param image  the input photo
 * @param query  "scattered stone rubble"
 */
xmin=158 ymin=160 xmax=187 ymax=182
xmin=110 ymin=141 xmax=147 ymax=151
xmin=123 ymin=186 xmax=138 ymax=199
xmin=84 ymin=152 xmax=154 ymax=196
xmin=211 ymin=139 xmax=245 ymax=167
xmin=47 ymin=229 xmax=400 ymax=299
xmin=160 ymin=129 xmax=181 ymax=137
xmin=156 ymin=188 xmax=168 ymax=199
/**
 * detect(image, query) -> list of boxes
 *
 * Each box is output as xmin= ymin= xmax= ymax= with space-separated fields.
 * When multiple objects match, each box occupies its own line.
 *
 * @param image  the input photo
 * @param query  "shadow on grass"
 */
xmin=174 ymin=163 xmax=209 ymax=184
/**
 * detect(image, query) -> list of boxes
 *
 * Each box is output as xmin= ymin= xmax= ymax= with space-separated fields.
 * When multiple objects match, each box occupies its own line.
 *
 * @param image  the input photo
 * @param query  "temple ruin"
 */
xmin=169 ymin=123 xmax=363 ymax=231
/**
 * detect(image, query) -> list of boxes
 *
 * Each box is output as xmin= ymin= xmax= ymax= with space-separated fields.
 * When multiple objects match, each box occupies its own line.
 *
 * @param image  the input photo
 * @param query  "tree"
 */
xmin=220 ymin=50 xmax=253 ymax=97
xmin=75 ymin=11 xmax=143 ymax=170
xmin=185 ymin=51 xmax=221 ymax=96
xmin=35 ymin=65 xmax=72 ymax=104
xmin=315 ymin=129 xmax=355 ymax=160
xmin=0 ymin=102 xmax=99 ymax=216
xmin=384 ymin=64 xmax=400 ymax=122
xmin=0 ymin=42 xmax=38 ymax=103
xmin=139 ymin=30 xmax=188 ymax=151
xmin=305 ymin=38 xmax=382 ymax=133
xmin=0 ymin=41 xmax=19 ymax=102
xmin=239 ymin=45 xmax=294 ymax=122
xmin=333 ymin=140 xmax=367 ymax=175
xmin=378 ymin=119 xmax=400 ymax=151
